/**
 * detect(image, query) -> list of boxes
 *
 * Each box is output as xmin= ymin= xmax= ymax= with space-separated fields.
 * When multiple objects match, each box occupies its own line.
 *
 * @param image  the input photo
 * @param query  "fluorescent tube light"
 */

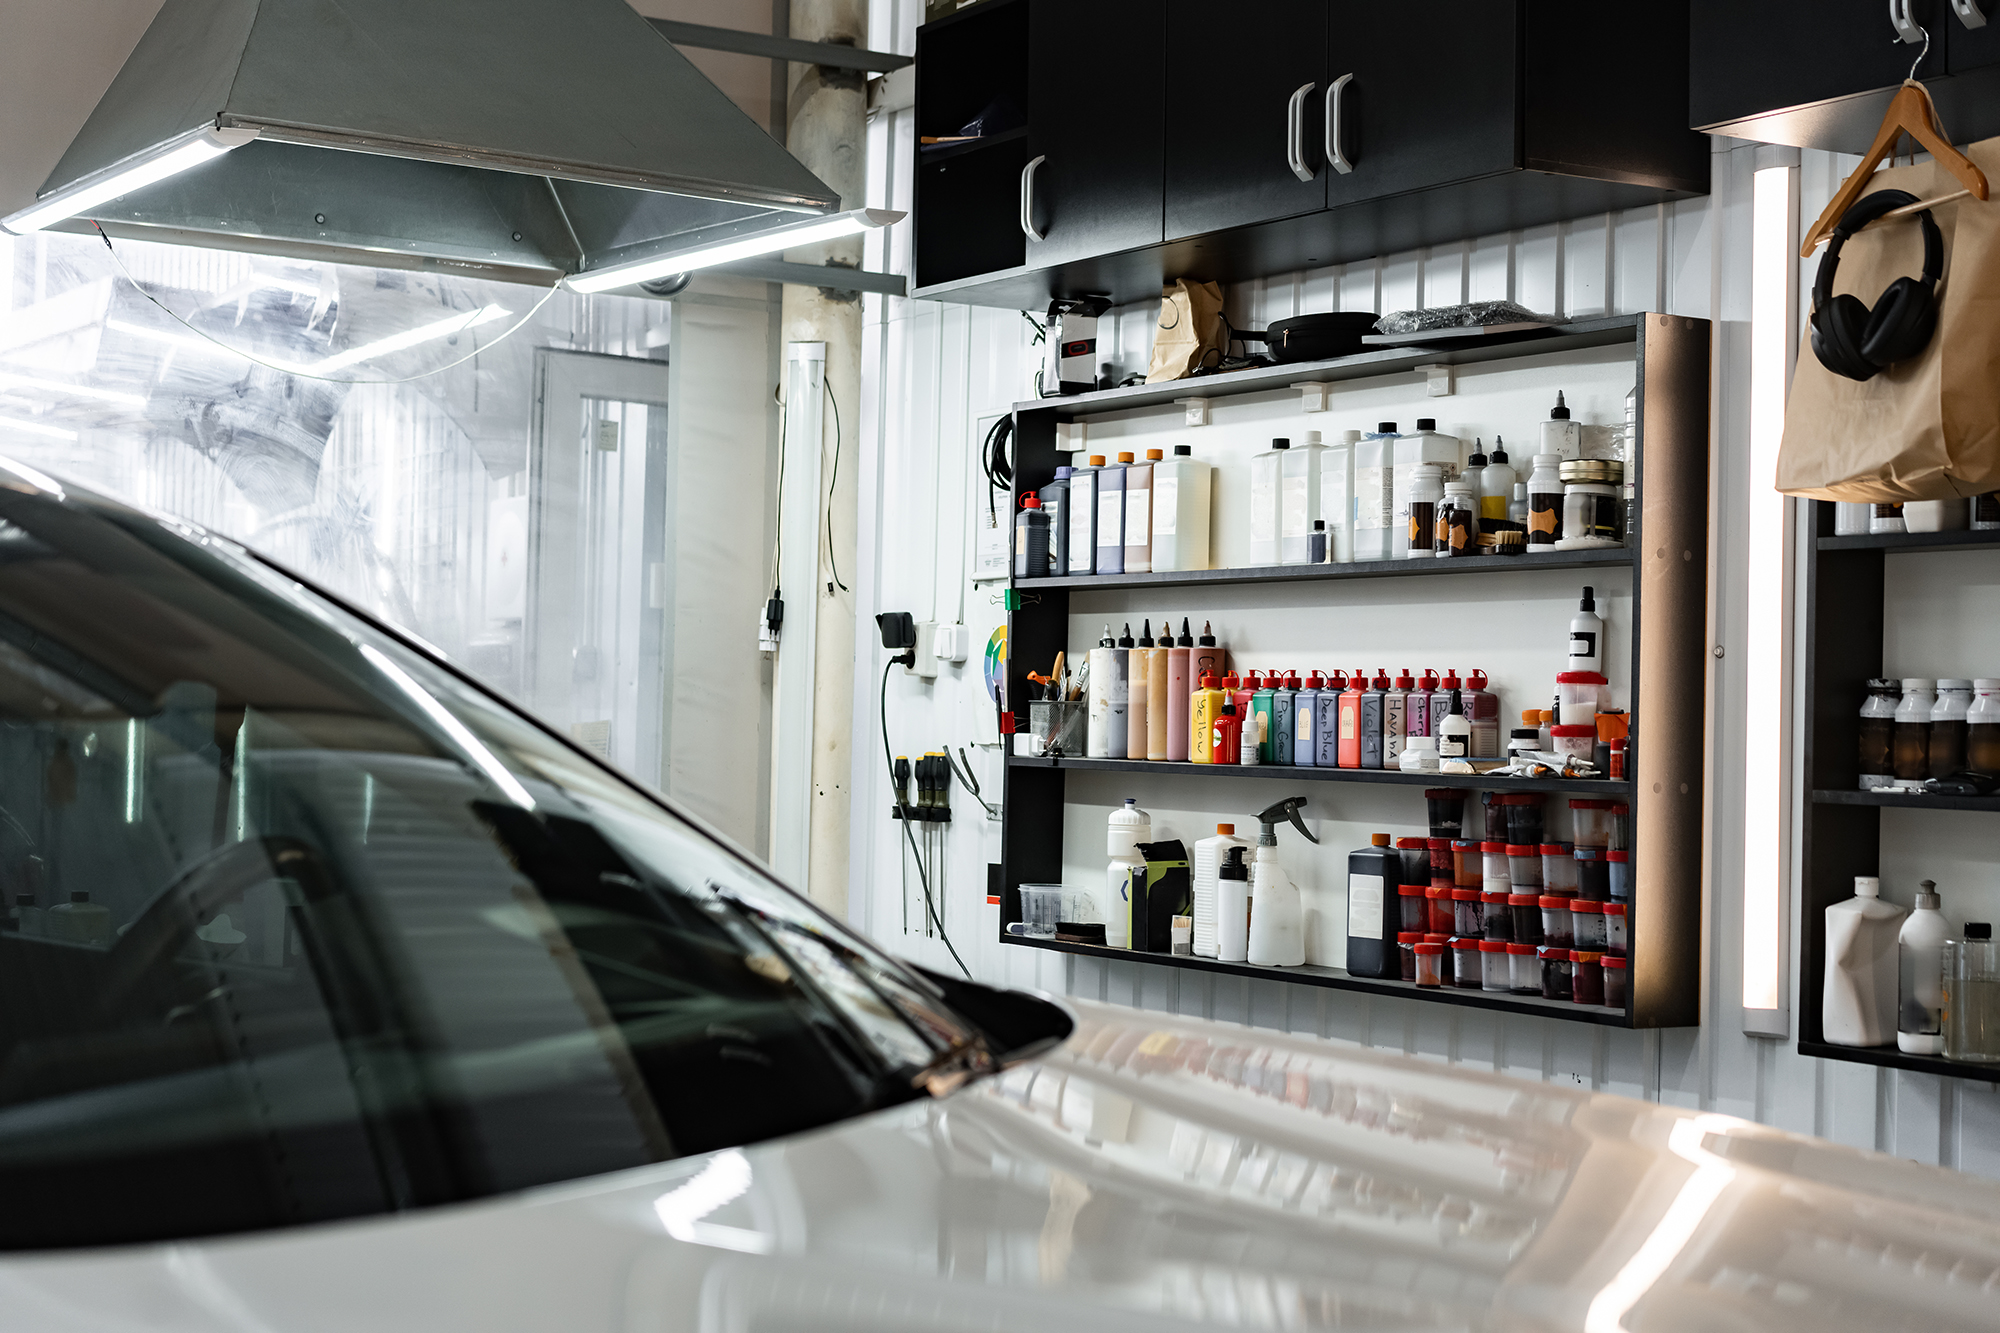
xmin=308 ymin=304 xmax=509 ymax=373
xmin=0 ymin=415 xmax=78 ymax=441
xmin=565 ymin=207 xmax=904 ymax=294
xmin=1742 ymin=160 xmax=1797 ymax=1029
xmin=2 ymin=127 xmax=258 ymax=236
xmin=0 ymin=372 xmax=147 ymax=407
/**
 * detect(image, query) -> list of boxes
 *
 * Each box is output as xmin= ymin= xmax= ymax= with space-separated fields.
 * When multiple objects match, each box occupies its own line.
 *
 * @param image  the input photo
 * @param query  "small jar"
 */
xmin=1397 ymin=931 xmax=1423 ymax=981
xmin=1395 ymin=836 xmax=1430 ymax=888
xmin=1426 ymin=883 xmax=1456 ymax=934
xmin=1451 ymin=937 xmax=1482 ymax=988
xmin=1933 ymin=680 xmax=1974 ymax=778
xmin=1398 ymin=883 xmax=1428 ymax=933
xmin=1572 ymin=951 xmax=1605 ymax=1006
xmin=1609 ymin=802 xmax=1630 ymax=851
xmin=1894 ymin=679 xmax=1937 ymax=781
xmin=1480 ymin=840 xmax=1512 ymax=894
xmin=1555 ymin=670 xmax=1607 ymax=730
xmin=1508 ymin=942 xmax=1540 ymax=994
xmin=1406 ymin=463 xmax=1445 ymax=555
xmin=1503 ymin=793 xmax=1544 ymax=846
xmin=1506 ymin=843 xmax=1542 ymax=891
xmin=1602 ymin=955 xmax=1628 ymax=1009
xmin=1414 ymin=942 xmax=1444 ymax=987
xmin=1452 ymin=888 xmax=1484 ymax=938
xmin=1539 ymin=895 xmax=1575 ymax=948
xmin=1541 ymin=843 xmax=1578 ymax=895
xmin=1481 ymin=890 xmax=1513 ymax=941
xmin=1551 ymin=724 xmax=1596 ymax=763
xmin=1574 ymin=847 xmax=1610 ymax=901
xmin=1480 ymin=939 xmax=1510 ymax=991
xmin=1569 ymin=800 xmax=1614 ymax=849
xmin=1425 ymin=791 xmax=1468 ymax=839
xmin=1451 ymin=840 xmax=1482 ymax=888
xmin=1509 ymin=892 xmax=1544 ymax=946
xmin=1571 ymin=899 xmax=1608 ymax=952
xmin=1607 ymin=850 xmax=1631 ymax=902
xmin=1539 ymin=946 xmax=1573 ymax=1000
xmin=1603 ymin=901 xmax=1627 ymax=956
xmin=1425 ymin=933 xmax=1453 ymax=984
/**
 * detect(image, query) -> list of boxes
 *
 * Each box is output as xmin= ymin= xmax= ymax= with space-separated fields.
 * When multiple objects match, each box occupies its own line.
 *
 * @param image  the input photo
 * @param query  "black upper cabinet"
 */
xmin=1690 ymin=0 xmax=2000 ymax=151
xmin=1163 ymin=1 xmax=1326 ymax=241
xmin=913 ymin=0 xmax=1704 ymax=309
xmin=1022 ymin=0 xmax=1165 ymax=269
xmin=1324 ymin=0 xmax=1517 ymax=208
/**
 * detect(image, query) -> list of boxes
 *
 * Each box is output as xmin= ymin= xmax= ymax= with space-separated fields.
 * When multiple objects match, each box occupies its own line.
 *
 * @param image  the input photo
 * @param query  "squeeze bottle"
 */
xmin=1191 ymin=823 xmax=1252 ymax=958
xmin=1900 ymin=879 xmax=1950 ymax=1054
xmin=1295 ymin=671 xmax=1324 ymax=768
xmin=1146 ymin=619 xmax=1171 ymax=760
xmin=1191 ymin=673 xmax=1226 ymax=764
xmin=1216 ymin=847 xmax=1251 ymax=963
xmin=1165 ymin=620 xmax=1193 ymax=761
xmin=1123 ymin=623 xmax=1148 ymax=760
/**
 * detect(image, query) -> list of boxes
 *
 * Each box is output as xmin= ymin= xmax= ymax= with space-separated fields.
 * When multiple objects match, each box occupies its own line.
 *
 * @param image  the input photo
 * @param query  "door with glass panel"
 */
xmin=526 ymin=350 xmax=670 ymax=789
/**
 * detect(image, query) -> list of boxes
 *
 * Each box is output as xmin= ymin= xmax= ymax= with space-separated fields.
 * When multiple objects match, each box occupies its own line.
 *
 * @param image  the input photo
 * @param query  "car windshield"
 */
xmin=0 ymin=477 xmax=979 ymax=1251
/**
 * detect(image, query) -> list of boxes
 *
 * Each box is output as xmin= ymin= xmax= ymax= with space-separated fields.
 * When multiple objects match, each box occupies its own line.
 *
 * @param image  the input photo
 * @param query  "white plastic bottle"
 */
xmin=1249 ymin=438 xmax=1288 ymax=567
xmin=1526 ymin=451 xmax=1565 ymax=551
xmin=1569 ymin=586 xmax=1603 ymax=676
xmin=1150 ymin=444 xmax=1212 ymax=572
xmin=1437 ymin=697 xmax=1471 ymax=761
xmin=1216 ymin=847 xmax=1251 ymax=963
xmin=1279 ymin=431 xmax=1327 ymax=564
xmin=1321 ymin=430 xmax=1357 ymax=562
xmin=1104 ymin=798 xmax=1152 ymax=950
xmin=1480 ymin=439 xmax=1517 ymax=525
xmin=1191 ymin=822 xmax=1251 ymax=958
xmin=1541 ymin=391 xmax=1583 ymax=460
xmin=1390 ymin=418 xmax=1460 ymax=556
xmin=1899 ymin=879 xmax=1950 ymax=1054
xmin=1352 ymin=424 xmax=1397 ymax=560
xmin=1824 ymin=875 xmax=1908 ymax=1047
xmin=1246 ymin=801 xmax=1312 ymax=967
xmin=1068 ymin=457 xmax=1099 ymax=574
xmin=1086 ymin=625 xmax=1127 ymax=758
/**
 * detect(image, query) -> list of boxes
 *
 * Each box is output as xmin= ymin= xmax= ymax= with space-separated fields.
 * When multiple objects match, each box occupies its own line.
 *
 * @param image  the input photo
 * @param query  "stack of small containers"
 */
xmin=1401 ymin=792 xmax=1630 ymax=1009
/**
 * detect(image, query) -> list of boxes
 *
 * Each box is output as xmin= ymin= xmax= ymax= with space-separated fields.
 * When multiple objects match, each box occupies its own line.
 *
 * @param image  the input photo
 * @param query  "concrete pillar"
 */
xmin=784 ymin=0 xmax=866 ymax=918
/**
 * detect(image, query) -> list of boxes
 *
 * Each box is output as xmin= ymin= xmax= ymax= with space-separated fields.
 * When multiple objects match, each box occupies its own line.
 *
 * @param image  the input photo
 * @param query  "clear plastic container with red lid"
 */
xmin=1539 ymin=895 xmax=1574 ymax=948
xmin=1569 ymin=798 xmax=1616 ymax=848
xmin=1479 ymin=939 xmax=1510 ymax=991
xmin=1508 ymin=892 xmax=1544 ymax=946
xmin=1507 ymin=942 xmax=1539 ymax=994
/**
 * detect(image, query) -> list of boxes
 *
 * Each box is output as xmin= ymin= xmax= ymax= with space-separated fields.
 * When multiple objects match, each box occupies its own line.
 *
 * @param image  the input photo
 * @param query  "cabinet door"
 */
xmin=1023 ymin=0 xmax=1165 ymax=270
xmin=1163 ymin=1 xmax=1326 ymax=241
xmin=1323 ymin=0 xmax=1517 ymax=209
xmin=1690 ymin=0 xmax=1923 ymax=130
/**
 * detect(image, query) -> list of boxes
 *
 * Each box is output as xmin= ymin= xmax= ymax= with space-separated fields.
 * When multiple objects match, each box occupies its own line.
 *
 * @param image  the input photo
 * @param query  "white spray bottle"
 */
xmin=1246 ymin=796 xmax=1317 ymax=967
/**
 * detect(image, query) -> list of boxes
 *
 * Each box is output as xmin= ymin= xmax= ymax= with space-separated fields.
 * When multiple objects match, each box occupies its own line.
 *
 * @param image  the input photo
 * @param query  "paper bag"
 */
xmin=1777 ymin=137 xmax=2000 ymax=502
xmin=1145 ymin=279 xmax=1226 ymax=384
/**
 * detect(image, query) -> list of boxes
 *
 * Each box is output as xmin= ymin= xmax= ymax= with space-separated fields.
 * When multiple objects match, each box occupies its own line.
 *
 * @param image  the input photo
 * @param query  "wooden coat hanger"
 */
xmin=1802 ymin=52 xmax=1989 ymax=257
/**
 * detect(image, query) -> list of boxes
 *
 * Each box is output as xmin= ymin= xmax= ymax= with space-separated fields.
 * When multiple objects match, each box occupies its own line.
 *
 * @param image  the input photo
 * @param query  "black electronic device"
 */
xmin=1809 ymin=189 xmax=1942 ymax=382
xmin=876 ymin=611 xmax=917 ymax=667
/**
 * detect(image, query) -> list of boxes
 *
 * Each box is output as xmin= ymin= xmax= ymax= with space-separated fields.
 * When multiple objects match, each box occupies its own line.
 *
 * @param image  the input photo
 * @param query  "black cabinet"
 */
xmin=1691 ymin=0 xmax=2000 ymax=152
xmin=1022 ymin=0 xmax=1164 ymax=269
xmin=1163 ymin=1 xmax=1326 ymax=241
xmin=913 ymin=0 xmax=1706 ymax=311
xmin=1323 ymin=0 xmax=1518 ymax=209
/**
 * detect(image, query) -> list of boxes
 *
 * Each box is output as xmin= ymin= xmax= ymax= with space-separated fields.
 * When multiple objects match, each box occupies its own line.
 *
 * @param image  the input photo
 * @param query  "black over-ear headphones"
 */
xmin=1810 ymin=188 xmax=1943 ymax=382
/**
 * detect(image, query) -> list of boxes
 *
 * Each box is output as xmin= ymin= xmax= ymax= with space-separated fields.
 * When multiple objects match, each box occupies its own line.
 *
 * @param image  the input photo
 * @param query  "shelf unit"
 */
xmin=1799 ymin=507 xmax=2000 ymax=1079
xmin=996 ymin=313 xmax=1713 ymax=1029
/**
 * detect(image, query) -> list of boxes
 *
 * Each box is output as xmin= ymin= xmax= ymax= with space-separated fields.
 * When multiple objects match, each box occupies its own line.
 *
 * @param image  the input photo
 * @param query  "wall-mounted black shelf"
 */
xmin=1008 ymin=934 xmax=1634 ymax=1028
xmin=1010 ymin=754 xmax=1632 ymax=798
xmin=917 ymin=127 xmax=1028 ymax=165
xmin=1812 ymin=788 xmax=2000 ymax=814
xmin=996 ymin=313 xmax=1713 ymax=1032
xmin=1799 ymin=499 xmax=2000 ymax=1081
xmin=1014 ymin=316 xmax=1645 ymax=421
xmin=1817 ymin=528 xmax=2000 ymax=555
xmin=1028 ymin=546 xmax=1633 ymax=593
xmin=1797 ymin=1040 xmax=2000 ymax=1086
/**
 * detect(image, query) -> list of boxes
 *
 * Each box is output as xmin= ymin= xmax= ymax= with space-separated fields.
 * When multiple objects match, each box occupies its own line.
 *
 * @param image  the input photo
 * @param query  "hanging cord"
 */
xmin=823 ymin=376 xmax=849 ymax=595
xmin=882 ymin=659 xmax=968 ymax=975
xmin=980 ymin=413 xmax=1014 ymax=523
xmin=770 ymin=381 xmax=787 ymax=609
xmin=91 ymin=221 xmax=561 ymax=385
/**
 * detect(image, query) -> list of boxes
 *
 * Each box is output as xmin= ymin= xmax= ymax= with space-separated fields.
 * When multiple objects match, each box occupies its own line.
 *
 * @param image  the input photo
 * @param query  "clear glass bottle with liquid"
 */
xmin=1945 ymin=924 xmax=2000 ymax=1063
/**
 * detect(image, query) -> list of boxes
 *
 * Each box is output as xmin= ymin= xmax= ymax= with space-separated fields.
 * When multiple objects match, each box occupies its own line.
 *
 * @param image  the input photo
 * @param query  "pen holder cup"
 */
xmin=1031 ymin=700 xmax=1088 ymax=756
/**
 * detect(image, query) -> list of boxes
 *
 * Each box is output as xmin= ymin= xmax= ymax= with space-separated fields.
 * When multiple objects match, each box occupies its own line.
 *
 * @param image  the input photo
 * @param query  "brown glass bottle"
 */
xmin=1893 ymin=721 xmax=1931 ymax=780
xmin=1971 ymin=724 xmax=2000 ymax=774
xmin=1856 ymin=678 xmax=1899 ymax=787
xmin=1931 ymin=721 xmax=1968 ymax=778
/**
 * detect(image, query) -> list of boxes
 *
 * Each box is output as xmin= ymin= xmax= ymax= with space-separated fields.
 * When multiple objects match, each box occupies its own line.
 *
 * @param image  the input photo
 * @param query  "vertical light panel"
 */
xmin=1742 ymin=160 xmax=1797 ymax=1031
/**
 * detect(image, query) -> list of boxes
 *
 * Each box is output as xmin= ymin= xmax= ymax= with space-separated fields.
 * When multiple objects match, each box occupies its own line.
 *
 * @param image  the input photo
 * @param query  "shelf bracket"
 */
xmin=1173 ymin=396 xmax=1213 ymax=427
xmin=1416 ymin=362 xmax=1456 ymax=397
xmin=1294 ymin=381 xmax=1333 ymax=413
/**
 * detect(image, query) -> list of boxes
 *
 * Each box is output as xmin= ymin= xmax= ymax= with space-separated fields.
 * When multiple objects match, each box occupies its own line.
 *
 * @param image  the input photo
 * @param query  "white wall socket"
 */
xmin=934 ymin=622 xmax=970 ymax=664
xmin=908 ymin=620 xmax=939 ymax=678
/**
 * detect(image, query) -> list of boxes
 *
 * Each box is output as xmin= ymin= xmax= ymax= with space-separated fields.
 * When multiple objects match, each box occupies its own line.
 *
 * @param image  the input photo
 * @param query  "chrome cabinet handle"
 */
xmin=1324 ymin=72 xmax=1355 ymax=175
xmin=1020 ymin=154 xmax=1047 ymax=242
xmin=1287 ymin=82 xmax=1317 ymax=182
xmin=1953 ymin=0 xmax=1987 ymax=29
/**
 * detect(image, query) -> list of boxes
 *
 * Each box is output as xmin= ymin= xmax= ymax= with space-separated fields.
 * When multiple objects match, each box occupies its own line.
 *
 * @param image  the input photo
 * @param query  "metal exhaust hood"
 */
xmin=3 ymin=0 xmax=847 ymax=286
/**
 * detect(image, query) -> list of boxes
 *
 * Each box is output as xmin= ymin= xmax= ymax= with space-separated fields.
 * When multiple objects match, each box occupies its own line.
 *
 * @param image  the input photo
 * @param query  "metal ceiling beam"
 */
xmin=646 ymin=18 xmax=911 ymax=73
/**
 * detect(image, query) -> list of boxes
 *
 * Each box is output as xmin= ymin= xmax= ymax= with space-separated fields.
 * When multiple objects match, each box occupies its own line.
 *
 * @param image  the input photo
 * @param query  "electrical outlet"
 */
xmin=934 ymin=622 xmax=970 ymax=664
xmin=908 ymin=620 xmax=939 ymax=679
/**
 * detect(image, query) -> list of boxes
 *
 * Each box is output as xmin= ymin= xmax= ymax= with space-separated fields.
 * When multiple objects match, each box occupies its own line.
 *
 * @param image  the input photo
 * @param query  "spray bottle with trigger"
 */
xmin=1246 ymin=796 xmax=1318 ymax=967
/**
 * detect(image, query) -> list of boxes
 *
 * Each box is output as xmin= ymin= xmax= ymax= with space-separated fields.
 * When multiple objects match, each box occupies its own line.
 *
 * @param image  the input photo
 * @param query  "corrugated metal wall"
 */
xmin=856 ymin=0 xmax=2000 ymax=1175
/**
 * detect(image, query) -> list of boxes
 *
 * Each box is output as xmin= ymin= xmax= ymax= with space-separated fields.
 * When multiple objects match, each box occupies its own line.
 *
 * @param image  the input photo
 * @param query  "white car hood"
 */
xmin=4 ymin=999 xmax=1999 ymax=1332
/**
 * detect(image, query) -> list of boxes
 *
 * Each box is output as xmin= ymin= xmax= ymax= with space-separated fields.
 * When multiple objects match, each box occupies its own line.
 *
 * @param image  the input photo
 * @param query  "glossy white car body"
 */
xmin=6 ymin=998 xmax=1998 ymax=1333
